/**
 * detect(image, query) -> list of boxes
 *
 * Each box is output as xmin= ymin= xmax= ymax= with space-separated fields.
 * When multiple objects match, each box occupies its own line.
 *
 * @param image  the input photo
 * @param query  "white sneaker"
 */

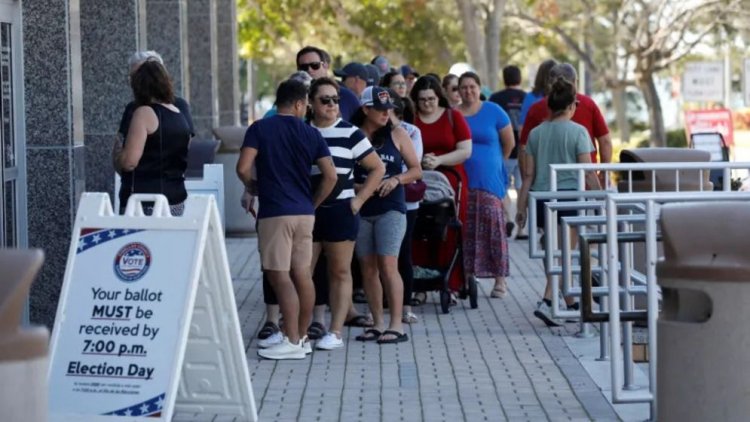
xmin=258 ymin=331 xmax=283 ymax=349
xmin=533 ymin=301 xmax=561 ymax=327
xmin=257 ymin=337 xmax=305 ymax=360
xmin=302 ymin=336 xmax=312 ymax=355
xmin=316 ymin=332 xmax=344 ymax=350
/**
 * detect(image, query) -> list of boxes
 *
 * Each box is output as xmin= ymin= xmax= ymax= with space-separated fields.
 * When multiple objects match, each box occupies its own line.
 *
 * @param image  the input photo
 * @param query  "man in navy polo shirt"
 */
xmin=237 ymin=79 xmax=337 ymax=360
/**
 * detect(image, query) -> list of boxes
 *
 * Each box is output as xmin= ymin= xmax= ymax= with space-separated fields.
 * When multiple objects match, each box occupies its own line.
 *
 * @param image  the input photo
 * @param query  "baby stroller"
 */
xmin=412 ymin=167 xmax=478 ymax=313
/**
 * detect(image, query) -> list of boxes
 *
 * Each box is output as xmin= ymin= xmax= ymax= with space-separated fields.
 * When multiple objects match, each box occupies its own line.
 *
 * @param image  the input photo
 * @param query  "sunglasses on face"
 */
xmin=391 ymin=81 xmax=407 ymax=87
xmin=298 ymin=61 xmax=324 ymax=71
xmin=317 ymin=96 xmax=340 ymax=105
xmin=418 ymin=97 xmax=437 ymax=103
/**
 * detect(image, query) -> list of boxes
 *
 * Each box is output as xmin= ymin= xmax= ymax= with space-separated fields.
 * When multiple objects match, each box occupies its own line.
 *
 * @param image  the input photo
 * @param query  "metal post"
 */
xmin=619 ymin=222 xmax=635 ymax=390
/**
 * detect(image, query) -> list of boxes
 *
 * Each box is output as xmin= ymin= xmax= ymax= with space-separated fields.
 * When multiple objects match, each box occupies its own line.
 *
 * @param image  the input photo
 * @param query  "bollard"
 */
xmin=0 ymin=249 xmax=49 ymax=422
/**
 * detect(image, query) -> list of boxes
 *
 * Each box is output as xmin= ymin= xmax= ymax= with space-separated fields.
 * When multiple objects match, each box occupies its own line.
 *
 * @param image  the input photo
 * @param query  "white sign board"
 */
xmin=683 ymin=61 xmax=724 ymax=103
xmin=48 ymin=193 xmax=256 ymax=422
xmin=744 ymin=58 xmax=750 ymax=106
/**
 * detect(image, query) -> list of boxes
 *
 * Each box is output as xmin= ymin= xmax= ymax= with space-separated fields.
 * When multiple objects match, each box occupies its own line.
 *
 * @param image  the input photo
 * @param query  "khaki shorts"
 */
xmin=257 ymin=215 xmax=314 ymax=271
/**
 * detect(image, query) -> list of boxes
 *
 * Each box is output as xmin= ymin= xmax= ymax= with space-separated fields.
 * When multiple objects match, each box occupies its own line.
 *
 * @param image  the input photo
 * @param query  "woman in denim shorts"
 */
xmin=350 ymin=87 xmax=422 ymax=344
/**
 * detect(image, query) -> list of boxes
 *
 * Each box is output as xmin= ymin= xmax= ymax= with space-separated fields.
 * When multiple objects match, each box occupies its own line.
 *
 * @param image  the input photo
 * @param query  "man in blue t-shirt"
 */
xmin=489 ymin=65 xmax=527 ymax=238
xmin=296 ymin=46 xmax=359 ymax=121
xmin=237 ymin=79 xmax=337 ymax=360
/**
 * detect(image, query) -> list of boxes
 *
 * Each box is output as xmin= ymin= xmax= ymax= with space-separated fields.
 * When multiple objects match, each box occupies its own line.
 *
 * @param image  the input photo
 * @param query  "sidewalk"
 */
xmin=228 ymin=237 xmax=629 ymax=422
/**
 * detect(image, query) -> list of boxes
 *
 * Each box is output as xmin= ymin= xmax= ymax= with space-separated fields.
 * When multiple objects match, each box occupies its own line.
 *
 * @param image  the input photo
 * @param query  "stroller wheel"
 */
xmin=440 ymin=290 xmax=451 ymax=314
xmin=469 ymin=277 xmax=478 ymax=309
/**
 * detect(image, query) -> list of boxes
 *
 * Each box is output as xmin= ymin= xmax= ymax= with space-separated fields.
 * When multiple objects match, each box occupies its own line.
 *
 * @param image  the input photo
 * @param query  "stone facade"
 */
xmin=18 ymin=0 xmax=239 ymax=328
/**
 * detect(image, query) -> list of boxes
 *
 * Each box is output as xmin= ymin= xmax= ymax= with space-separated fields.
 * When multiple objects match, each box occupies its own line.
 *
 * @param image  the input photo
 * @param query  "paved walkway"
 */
xmin=228 ymin=236 xmax=633 ymax=422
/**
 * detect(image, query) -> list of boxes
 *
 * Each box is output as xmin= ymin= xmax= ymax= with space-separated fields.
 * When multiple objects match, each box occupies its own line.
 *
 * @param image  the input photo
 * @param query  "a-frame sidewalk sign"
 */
xmin=47 ymin=193 xmax=257 ymax=421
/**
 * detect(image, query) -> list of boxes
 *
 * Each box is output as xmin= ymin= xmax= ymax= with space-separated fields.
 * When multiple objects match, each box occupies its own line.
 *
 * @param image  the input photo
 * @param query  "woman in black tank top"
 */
xmin=114 ymin=59 xmax=191 ymax=216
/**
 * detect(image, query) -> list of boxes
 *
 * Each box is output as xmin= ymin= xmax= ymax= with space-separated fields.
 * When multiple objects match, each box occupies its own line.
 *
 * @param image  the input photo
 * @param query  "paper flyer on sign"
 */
xmin=48 ymin=227 xmax=198 ymax=417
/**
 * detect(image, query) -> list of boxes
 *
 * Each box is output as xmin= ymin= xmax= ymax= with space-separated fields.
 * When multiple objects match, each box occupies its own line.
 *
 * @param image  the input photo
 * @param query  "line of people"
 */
xmin=113 ymin=48 xmax=611 ymax=361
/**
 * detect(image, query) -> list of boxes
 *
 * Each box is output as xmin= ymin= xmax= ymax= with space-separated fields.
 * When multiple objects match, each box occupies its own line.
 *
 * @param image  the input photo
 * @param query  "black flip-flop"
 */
xmin=355 ymin=328 xmax=382 ymax=342
xmin=344 ymin=315 xmax=374 ymax=327
xmin=257 ymin=321 xmax=279 ymax=340
xmin=377 ymin=330 xmax=408 ymax=344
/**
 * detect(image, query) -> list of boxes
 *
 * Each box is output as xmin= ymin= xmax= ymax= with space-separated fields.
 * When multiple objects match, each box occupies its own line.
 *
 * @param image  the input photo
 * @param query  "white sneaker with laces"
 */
xmin=258 ymin=331 xmax=283 ymax=349
xmin=257 ymin=337 xmax=306 ymax=360
xmin=533 ymin=301 xmax=561 ymax=327
xmin=316 ymin=332 xmax=344 ymax=350
xmin=302 ymin=336 xmax=312 ymax=355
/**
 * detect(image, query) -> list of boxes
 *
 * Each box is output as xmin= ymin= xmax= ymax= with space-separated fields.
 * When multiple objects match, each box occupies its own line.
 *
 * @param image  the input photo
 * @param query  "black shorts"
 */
xmin=535 ymin=197 xmax=578 ymax=230
xmin=313 ymin=200 xmax=360 ymax=243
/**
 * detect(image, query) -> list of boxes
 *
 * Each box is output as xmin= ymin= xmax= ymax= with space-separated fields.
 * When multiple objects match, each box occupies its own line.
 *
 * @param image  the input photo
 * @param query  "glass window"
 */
xmin=4 ymin=180 xmax=14 ymax=247
xmin=1 ymin=22 xmax=14 ymax=168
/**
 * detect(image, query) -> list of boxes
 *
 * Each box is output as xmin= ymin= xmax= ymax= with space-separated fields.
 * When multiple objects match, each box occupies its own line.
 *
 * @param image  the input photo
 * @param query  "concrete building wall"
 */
xmin=19 ymin=0 xmax=239 ymax=328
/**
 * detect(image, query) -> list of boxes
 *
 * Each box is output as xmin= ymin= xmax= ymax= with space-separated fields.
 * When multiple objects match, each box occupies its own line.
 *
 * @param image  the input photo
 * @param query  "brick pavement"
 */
xmin=228 ymin=237 xmax=621 ymax=422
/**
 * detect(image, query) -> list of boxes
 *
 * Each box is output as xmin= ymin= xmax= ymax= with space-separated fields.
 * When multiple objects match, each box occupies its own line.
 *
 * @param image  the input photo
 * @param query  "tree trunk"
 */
xmin=484 ymin=0 xmax=506 ymax=90
xmin=637 ymin=72 xmax=665 ymax=147
xmin=612 ymin=85 xmax=630 ymax=144
xmin=455 ymin=0 xmax=487 ymax=81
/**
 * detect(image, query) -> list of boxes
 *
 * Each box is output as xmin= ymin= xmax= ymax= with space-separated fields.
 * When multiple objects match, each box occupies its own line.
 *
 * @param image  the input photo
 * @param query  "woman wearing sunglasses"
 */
xmin=442 ymin=74 xmax=461 ymax=108
xmin=351 ymin=87 xmax=422 ymax=344
xmin=307 ymin=78 xmax=385 ymax=350
xmin=457 ymin=72 xmax=515 ymax=299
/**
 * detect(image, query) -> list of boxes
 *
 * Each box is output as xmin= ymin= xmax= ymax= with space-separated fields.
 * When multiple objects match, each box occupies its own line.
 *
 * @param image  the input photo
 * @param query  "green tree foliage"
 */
xmin=238 ymin=0 xmax=465 ymax=77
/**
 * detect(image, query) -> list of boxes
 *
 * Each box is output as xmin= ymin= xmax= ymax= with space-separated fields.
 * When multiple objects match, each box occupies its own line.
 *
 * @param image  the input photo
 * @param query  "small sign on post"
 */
xmin=683 ymin=61 xmax=725 ymax=103
xmin=48 ymin=193 xmax=256 ymax=422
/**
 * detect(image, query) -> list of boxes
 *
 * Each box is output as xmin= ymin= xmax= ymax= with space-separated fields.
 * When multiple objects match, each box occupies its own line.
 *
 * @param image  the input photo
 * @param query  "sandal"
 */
xmin=344 ymin=315 xmax=374 ymax=327
xmin=410 ymin=292 xmax=426 ymax=306
xmin=355 ymin=328 xmax=382 ymax=342
xmin=307 ymin=322 xmax=327 ymax=340
xmin=402 ymin=312 xmax=419 ymax=324
xmin=353 ymin=289 xmax=368 ymax=304
xmin=257 ymin=321 xmax=279 ymax=340
xmin=491 ymin=287 xmax=507 ymax=298
xmin=377 ymin=330 xmax=409 ymax=344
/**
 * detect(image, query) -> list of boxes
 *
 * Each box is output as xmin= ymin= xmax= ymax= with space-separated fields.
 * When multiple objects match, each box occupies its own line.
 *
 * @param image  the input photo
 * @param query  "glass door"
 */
xmin=0 ymin=1 xmax=25 ymax=249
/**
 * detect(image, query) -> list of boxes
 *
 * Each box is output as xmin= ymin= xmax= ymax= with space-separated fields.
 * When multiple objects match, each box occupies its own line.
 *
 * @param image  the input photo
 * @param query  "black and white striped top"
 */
xmin=310 ymin=118 xmax=374 ymax=205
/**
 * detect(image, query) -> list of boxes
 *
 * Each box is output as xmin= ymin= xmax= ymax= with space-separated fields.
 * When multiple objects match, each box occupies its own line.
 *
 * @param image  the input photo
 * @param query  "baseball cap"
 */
xmin=334 ymin=62 xmax=368 ymax=81
xmin=400 ymin=64 xmax=419 ymax=78
xmin=372 ymin=56 xmax=390 ymax=76
xmin=364 ymin=64 xmax=380 ymax=87
xmin=360 ymin=86 xmax=394 ymax=110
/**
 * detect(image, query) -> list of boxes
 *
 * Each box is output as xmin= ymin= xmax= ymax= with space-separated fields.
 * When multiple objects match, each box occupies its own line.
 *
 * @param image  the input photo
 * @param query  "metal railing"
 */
xmin=523 ymin=161 xmax=750 ymax=420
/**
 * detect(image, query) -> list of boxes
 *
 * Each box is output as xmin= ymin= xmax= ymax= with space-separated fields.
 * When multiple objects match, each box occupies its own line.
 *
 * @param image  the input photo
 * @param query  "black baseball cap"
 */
xmin=334 ymin=62 xmax=368 ymax=81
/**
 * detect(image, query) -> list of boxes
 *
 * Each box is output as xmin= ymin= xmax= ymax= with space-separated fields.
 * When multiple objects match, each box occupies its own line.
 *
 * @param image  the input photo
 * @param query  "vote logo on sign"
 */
xmin=114 ymin=242 xmax=151 ymax=282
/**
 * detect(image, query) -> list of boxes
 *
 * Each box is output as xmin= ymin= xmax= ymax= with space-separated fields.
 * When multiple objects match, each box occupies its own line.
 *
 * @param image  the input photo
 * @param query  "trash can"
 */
xmin=0 ymin=249 xmax=49 ymax=422
xmin=617 ymin=147 xmax=713 ymax=193
xmin=656 ymin=202 xmax=750 ymax=422
xmin=213 ymin=126 xmax=256 ymax=235
xmin=618 ymin=148 xmax=713 ymax=282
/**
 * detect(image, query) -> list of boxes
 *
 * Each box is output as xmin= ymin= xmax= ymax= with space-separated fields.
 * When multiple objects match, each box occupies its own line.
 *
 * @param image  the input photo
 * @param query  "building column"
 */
xmin=216 ymin=0 xmax=239 ymax=126
xmin=22 ymin=0 xmax=86 ymax=328
xmin=185 ymin=0 xmax=219 ymax=139
xmin=79 ymin=0 xmax=140 ymax=196
xmin=144 ymin=0 xmax=188 ymax=97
